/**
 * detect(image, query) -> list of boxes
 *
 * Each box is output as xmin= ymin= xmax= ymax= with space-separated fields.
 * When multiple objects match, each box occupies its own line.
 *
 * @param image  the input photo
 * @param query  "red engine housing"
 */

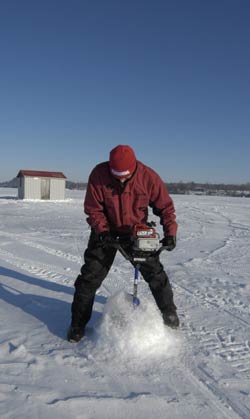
xmin=132 ymin=224 xmax=157 ymax=238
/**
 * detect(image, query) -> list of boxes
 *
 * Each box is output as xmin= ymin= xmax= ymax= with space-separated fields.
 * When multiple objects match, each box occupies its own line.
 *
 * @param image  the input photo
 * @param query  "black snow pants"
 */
xmin=71 ymin=230 xmax=177 ymax=328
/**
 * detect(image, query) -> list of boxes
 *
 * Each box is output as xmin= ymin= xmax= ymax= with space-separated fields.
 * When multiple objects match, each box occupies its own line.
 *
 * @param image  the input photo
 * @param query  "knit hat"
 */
xmin=109 ymin=145 xmax=137 ymax=178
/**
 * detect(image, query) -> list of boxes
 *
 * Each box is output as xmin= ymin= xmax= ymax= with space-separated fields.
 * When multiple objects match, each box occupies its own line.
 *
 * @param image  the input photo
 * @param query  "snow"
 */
xmin=0 ymin=188 xmax=250 ymax=419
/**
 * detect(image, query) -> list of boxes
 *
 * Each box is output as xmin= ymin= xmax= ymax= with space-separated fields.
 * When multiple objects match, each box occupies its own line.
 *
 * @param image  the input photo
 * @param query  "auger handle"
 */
xmin=106 ymin=238 xmax=168 ymax=262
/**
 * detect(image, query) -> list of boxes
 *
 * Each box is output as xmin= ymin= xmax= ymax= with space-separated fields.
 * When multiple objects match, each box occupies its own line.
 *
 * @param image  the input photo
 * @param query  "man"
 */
xmin=68 ymin=145 xmax=179 ymax=342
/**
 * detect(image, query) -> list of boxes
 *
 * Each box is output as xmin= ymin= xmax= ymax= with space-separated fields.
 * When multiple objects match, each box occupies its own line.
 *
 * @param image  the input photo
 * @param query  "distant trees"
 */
xmin=0 ymin=178 xmax=250 ymax=197
xmin=166 ymin=182 xmax=250 ymax=196
xmin=66 ymin=181 xmax=87 ymax=190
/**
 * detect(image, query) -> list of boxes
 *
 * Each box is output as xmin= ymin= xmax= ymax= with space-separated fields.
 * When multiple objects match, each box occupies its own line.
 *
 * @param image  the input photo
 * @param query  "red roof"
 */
xmin=17 ymin=170 xmax=67 ymax=179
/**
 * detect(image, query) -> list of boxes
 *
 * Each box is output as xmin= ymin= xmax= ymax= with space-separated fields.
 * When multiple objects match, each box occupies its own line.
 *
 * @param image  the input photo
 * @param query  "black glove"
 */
xmin=161 ymin=236 xmax=176 ymax=251
xmin=98 ymin=231 xmax=113 ymax=247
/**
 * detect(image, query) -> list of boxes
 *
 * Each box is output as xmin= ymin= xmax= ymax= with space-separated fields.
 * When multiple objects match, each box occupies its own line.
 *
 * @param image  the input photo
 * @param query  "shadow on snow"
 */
xmin=0 ymin=196 xmax=18 ymax=200
xmin=0 ymin=266 xmax=107 ymax=340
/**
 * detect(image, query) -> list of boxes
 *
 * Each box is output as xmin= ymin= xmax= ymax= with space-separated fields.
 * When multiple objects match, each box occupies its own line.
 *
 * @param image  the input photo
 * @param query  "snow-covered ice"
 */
xmin=0 ymin=188 xmax=250 ymax=418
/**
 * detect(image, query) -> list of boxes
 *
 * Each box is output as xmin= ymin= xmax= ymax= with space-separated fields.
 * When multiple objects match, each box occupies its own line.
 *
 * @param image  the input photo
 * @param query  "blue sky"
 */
xmin=1 ymin=0 xmax=250 ymax=183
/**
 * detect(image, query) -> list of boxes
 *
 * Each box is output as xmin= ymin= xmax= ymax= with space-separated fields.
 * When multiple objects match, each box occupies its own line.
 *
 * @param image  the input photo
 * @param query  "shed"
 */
xmin=17 ymin=170 xmax=67 ymax=200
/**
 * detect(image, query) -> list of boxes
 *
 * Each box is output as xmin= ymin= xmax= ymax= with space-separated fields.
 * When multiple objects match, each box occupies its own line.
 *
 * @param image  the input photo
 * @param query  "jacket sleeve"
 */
xmin=84 ymin=169 xmax=110 ymax=234
xmin=149 ymin=173 xmax=178 ymax=237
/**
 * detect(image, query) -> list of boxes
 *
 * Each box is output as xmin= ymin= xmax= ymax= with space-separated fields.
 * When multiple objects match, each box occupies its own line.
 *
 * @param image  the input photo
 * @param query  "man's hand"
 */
xmin=160 ymin=236 xmax=176 ymax=251
xmin=99 ymin=231 xmax=113 ymax=247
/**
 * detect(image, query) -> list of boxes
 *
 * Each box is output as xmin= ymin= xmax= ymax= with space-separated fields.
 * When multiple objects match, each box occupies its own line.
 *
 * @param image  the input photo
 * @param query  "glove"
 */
xmin=98 ymin=231 xmax=113 ymax=247
xmin=161 ymin=236 xmax=176 ymax=251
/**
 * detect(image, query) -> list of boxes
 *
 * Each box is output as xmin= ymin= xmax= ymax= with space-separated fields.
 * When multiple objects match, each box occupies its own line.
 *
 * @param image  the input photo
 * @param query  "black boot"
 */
xmin=67 ymin=326 xmax=85 ymax=343
xmin=162 ymin=310 xmax=180 ymax=329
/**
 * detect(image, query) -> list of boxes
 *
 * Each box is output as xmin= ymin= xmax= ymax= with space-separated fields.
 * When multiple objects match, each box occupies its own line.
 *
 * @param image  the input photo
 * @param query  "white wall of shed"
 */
xmin=50 ymin=178 xmax=65 ymax=200
xmin=23 ymin=177 xmax=41 ymax=199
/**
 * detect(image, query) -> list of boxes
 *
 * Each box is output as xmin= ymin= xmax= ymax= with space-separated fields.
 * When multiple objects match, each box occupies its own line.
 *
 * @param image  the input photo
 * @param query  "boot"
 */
xmin=162 ymin=310 xmax=180 ymax=329
xmin=67 ymin=325 xmax=85 ymax=343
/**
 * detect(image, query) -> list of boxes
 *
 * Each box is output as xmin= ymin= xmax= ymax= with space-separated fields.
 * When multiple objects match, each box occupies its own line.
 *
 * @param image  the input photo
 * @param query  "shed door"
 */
xmin=41 ymin=178 xmax=50 ymax=199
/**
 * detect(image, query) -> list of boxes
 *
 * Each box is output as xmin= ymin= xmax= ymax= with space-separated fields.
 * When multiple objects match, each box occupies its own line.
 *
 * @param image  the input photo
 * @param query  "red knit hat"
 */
xmin=109 ymin=145 xmax=137 ymax=178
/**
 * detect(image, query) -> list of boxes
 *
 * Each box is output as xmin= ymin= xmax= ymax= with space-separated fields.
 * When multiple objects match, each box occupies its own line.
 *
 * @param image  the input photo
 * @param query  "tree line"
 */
xmin=1 ymin=178 xmax=250 ymax=197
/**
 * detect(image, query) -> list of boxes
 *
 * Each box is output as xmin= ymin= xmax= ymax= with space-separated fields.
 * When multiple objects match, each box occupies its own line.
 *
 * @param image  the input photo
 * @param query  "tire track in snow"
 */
xmin=192 ymin=363 xmax=250 ymax=419
xmin=165 ymin=205 xmax=250 ymax=419
xmin=170 ymin=283 xmax=250 ymax=417
xmin=186 ymin=203 xmax=250 ymax=257
xmin=0 ymin=248 xmax=73 ymax=285
xmin=186 ymin=322 xmax=250 ymax=375
xmin=176 ymin=313 xmax=250 ymax=417
xmin=0 ymin=230 xmax=82 ymax=264
xmin=172 ymin=262 xmax=250 ymax=328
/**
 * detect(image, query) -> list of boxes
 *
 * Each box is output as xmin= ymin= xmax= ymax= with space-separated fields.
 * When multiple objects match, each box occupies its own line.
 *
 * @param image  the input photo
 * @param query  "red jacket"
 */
xmin=84 ymin=161 xmax=177 ymax=237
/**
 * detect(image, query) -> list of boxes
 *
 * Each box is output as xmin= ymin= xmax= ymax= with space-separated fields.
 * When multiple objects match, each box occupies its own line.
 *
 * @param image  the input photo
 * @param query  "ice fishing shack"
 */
xmin=17 ymin=170 xmax=67 ymax=200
